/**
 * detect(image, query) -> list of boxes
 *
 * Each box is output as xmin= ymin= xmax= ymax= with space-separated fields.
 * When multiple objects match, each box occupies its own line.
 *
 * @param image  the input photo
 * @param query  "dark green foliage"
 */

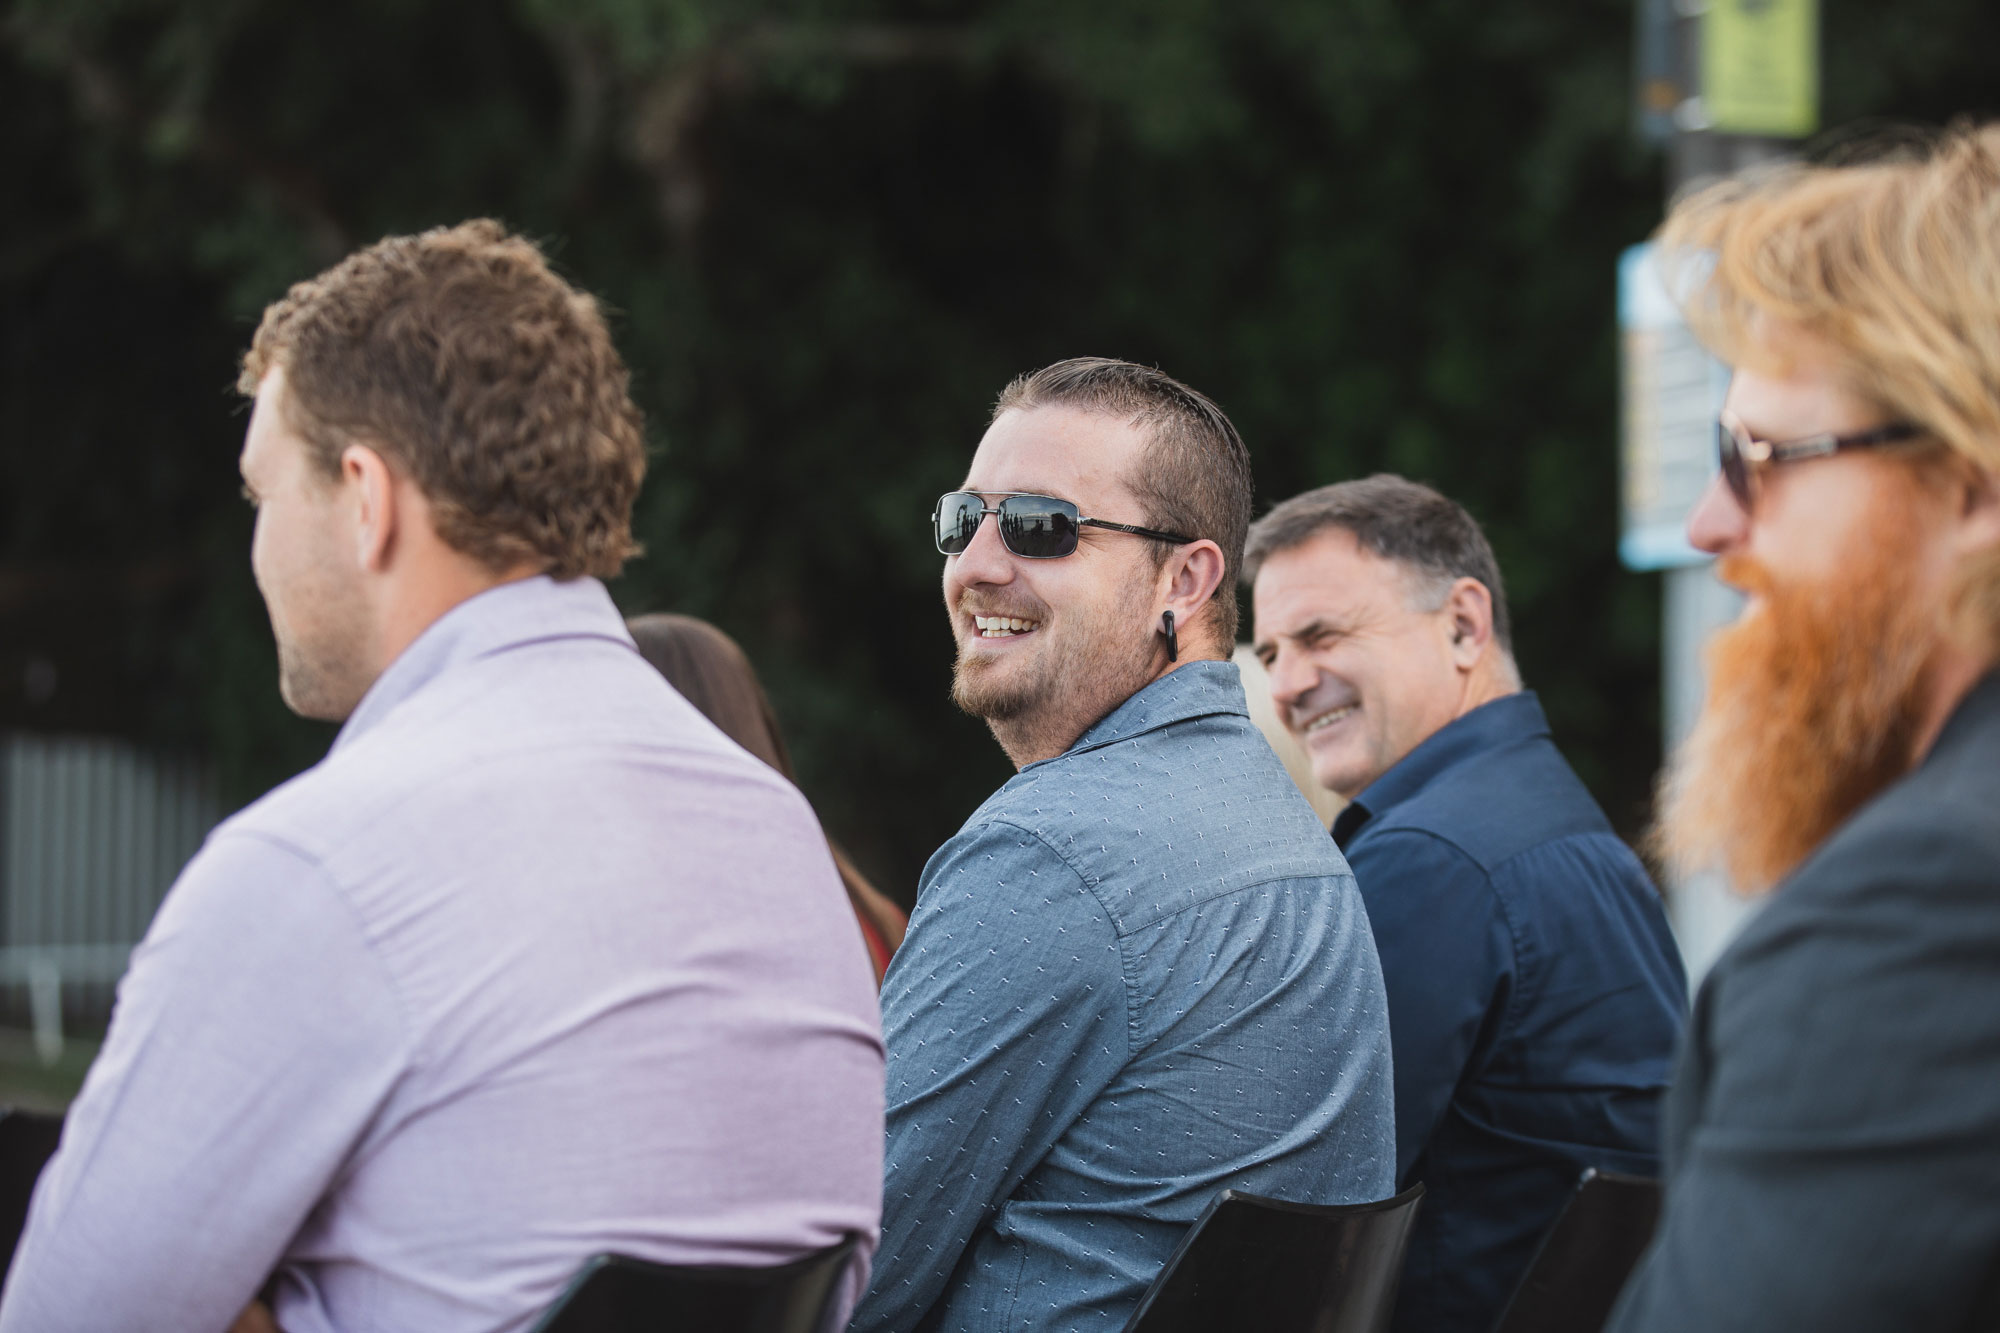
xmin=3 ymin=0 xmax=1996 ymax=900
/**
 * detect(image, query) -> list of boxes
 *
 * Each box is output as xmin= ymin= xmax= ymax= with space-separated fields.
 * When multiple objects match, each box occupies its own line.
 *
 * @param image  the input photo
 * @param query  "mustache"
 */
xmin=954 ymin=595 xmax=1049 ymax=622
xmin=1715 ymin=553 xmax=1773 ymax=599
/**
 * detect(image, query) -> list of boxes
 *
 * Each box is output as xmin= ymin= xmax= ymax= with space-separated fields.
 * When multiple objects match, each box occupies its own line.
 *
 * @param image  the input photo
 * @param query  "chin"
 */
xmin=951 ymin=658 xmax=1032 ymax=722
xmin=1308 ymin=754 xmax=1365 ymax=801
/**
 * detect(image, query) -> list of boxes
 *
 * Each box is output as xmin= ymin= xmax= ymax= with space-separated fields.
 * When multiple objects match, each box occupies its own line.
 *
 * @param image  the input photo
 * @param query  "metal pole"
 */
xmin=1655 ymin=13 xmax=1796 ymax=982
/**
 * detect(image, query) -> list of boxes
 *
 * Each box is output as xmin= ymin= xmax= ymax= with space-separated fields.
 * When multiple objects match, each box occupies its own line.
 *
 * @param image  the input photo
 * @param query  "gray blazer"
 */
xmin=1609 ymin=670 xmax=2000 ymax=1332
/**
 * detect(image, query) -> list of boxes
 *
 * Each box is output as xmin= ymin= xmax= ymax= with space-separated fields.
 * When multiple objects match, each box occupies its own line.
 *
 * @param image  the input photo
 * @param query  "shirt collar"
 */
xmin=332 ymin=575 xmax=634 ymax=753
xmin=1028 ymin=659 xmax=1248 ymax=768
xmin=1333 ymin=690 xmax=1547 ymax=849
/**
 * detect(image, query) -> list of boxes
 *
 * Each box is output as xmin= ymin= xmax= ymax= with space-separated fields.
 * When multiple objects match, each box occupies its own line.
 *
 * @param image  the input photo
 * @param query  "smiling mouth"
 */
xmin=1299 ymin=704 xmax=1357 ymax=735
xmin=973 ymin=614 xmax=1041 ymax=639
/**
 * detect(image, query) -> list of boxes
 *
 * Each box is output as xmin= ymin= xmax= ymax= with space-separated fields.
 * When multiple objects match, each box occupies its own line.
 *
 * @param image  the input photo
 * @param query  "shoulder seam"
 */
xmin=202 ymin=827 xmax=420 ymax=1060
xmin=978 ymin=816 xmax=1138 ymax=1060
xmin=1351 ymin=822 xmax=1486 ymax=872
xmin=1351 ymin=823 xmax=1530 ymax=1046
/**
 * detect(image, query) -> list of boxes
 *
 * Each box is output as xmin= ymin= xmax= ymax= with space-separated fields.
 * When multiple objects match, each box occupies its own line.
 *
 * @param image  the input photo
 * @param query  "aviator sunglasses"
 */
xmin=933 ymin=491 xmax=1197 ymax=559
xmin=1717 ymin=409 xmax=1922 ymax=509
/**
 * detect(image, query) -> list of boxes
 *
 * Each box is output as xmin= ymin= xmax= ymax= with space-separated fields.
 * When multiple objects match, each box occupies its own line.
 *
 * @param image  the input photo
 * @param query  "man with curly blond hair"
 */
xmin=0 ymin=221 xmax=886 ymax=1333
xmin=1607 ymin=127 xmax=2000 ymax=1331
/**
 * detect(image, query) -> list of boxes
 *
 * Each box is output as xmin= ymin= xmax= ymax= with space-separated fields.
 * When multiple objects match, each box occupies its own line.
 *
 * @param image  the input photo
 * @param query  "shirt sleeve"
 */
xmin=1607 ymin=827 xmax=2000 ymax=1332
xmin=1346 ymin=827 xmax=1511 ymax=1184
xmin=0 ymin=830 xmax=409 ymax=1333
xmin=849 ymin=822 xmax=1127 ymax=1333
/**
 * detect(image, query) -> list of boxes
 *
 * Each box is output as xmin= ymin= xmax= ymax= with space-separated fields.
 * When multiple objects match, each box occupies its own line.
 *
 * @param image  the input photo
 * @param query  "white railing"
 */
xmin=0 ymin=734 xmax=219 ymax=1061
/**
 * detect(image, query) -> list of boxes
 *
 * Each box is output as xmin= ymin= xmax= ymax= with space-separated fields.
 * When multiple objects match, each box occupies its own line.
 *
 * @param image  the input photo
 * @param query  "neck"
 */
xmin=1453 ymin=653 xmax=1520 ymax=722
xmin=371 ymin=557 xmax=543 ymax=682
xmin=991 ymin=653 xmax=1209 ymax=769
xmin=988 ymin=714 xmax=1080 ymax=769
xmin=1910 ymin=641 xmax=1995 ymax=764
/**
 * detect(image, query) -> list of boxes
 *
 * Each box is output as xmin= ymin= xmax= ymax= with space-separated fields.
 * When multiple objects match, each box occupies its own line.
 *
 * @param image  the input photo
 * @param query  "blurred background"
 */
xmin=1 ymin=0 xmax=1996 ymax=1092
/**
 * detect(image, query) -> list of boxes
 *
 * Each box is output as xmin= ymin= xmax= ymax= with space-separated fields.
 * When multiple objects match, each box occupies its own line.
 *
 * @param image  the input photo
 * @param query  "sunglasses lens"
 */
xmin=935 ymin=492 xmax=984 ymax=555
xmin=997 ymin=496 xmax=1079 ymax=558
xmin=1717 ymin=421 xmax=1752 ymax=508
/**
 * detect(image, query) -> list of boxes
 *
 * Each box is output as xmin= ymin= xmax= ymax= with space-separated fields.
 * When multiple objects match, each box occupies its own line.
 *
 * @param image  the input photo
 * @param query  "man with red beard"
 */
xmin=1608 ymin=126 xmax=2000 ymax=1331
xmin=851 ymin=358 xmax=1395 ymax=1333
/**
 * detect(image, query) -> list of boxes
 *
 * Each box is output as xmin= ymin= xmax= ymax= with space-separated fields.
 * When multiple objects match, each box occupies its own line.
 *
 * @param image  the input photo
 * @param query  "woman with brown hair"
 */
xmin=626 ymin=613 xmax=907 ymax=984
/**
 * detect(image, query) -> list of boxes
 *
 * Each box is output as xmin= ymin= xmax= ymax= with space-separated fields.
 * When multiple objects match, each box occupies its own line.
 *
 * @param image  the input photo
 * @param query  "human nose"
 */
xmin=1686 ymin=472 xmax=1748 ymax=556
xmin=948 ymin=505 xmax=1016 ymax=586
xmin=1264 ymin=646 xmax=1316 ymax=715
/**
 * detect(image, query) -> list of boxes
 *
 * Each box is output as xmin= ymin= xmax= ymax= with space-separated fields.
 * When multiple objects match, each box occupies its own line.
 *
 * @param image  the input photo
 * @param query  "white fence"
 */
xmin=0 ymin=734 xmax=219 ymax=1060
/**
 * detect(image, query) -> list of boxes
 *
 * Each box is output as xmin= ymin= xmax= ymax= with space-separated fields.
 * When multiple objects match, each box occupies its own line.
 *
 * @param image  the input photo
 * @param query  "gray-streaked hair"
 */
xmin=1243 ymin=474 xmax=1514 ymax=654
xmin=994 ymin=357 xmax=1252 ymax=647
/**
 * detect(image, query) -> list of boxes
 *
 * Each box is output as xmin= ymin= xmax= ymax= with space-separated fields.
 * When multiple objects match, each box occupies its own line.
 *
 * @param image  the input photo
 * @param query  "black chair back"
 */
xmin=1491 ymin=1169 xmax=1662 ymax=1333
xmin=1122 ymin=1183 xmax=1426 ymax=1333
xmin=529 ymin=1234 xmax=860 ymax=1333
xmin=0 ymin=1109 xmax=63 ymax=1277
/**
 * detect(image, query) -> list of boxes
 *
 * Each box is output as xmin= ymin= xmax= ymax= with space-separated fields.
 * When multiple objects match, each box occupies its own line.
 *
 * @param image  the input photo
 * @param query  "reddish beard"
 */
xmin=1653 ymin=512 xmax=1940 ymax=894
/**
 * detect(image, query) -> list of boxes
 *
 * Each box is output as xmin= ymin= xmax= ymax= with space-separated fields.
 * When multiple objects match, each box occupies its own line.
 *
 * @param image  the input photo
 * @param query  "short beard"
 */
xmin=275 ymin=629 xmax=372 ymax=722
xmin=951 ymin=566 xmax=1163 ymax=764
xmin=266 ymin=569 xmax=375 ymax=724
xmin=1653 ymin=514 xmax=1938 ymax=894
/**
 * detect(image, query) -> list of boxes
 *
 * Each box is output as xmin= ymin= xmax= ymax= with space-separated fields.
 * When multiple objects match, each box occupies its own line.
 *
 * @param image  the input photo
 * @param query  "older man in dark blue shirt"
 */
xmin=1248 ymin=475 xmax=1686 ymax=1333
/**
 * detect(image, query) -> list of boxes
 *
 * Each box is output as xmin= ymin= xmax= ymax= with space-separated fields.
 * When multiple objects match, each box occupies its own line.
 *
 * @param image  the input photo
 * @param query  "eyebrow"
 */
xmin=959 ymin=486 xmax=1072 ymax=501
xmin=1255 ymin=616 xmax=1347 ymax=656
xmin=1289 ymin=616 xmax=1346 ymax=642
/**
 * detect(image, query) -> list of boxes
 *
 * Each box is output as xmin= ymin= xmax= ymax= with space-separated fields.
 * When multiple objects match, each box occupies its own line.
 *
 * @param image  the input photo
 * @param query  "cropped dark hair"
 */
xmin=239 ymin=219 xmax=646 ymax=580
xmin=1244 ymin=474 xmax=1514 ymax=654
xmin=993 ymin=358 xmax=1253 ymax=646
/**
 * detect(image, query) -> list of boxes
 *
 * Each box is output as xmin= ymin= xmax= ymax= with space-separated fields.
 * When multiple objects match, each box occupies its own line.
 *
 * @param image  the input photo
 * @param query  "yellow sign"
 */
xmin=1704 ymin=0 xmax=1819 ymax=137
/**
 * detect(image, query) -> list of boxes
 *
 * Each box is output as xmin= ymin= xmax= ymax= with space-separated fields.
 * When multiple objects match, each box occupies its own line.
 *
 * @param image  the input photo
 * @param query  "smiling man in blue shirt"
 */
xmin=1248 ymin=475 xmax=1686 ymax=1333
xmin=851 ymin=359 xmax=1395 ymax=1333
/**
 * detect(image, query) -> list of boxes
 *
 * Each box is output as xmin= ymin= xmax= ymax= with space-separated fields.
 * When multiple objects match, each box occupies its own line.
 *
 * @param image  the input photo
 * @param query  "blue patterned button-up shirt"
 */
xmin=853 ymin=659 xmax=1395 ymax=1333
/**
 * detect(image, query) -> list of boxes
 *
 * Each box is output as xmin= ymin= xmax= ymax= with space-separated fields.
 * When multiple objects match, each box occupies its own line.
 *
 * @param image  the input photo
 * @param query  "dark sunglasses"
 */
xmin=932 ymin=491 xmax=1197 ymax=559
xmin=1716 ymin=410 xmax=1922 ymax=509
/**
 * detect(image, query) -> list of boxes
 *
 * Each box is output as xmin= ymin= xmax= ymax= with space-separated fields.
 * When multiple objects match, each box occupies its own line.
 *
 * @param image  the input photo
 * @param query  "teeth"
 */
xmin=1303 ymin=705 xmax=1356 ymax=733
xmin=974 ymin=614 xmax=1041 ymax=637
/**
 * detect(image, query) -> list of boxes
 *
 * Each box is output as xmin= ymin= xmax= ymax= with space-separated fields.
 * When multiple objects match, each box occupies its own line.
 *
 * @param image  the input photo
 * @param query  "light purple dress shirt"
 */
xmin=0 ymin=575 xmax=886 ymax=1333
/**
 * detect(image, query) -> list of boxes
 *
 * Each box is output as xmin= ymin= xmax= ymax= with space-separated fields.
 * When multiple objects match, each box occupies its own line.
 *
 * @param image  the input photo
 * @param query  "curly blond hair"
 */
xmin=1659 ymin=123 xmax=2000 ymax=651
xmin=240 ymin=219 xmax=646 ymax=579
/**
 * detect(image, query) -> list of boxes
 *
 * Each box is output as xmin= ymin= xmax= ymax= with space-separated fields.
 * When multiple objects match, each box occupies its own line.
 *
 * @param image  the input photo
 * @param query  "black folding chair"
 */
xmin=0 ymin=1109 xmax=63 ymax=1277
xmin=529 ymin=1234 xmax=860 ymax=1333
xmin=1491 ymin=1169 xmax=1661 ymax=1333
xmin=1122 ymin=1183 xmax=1426 ymax=1333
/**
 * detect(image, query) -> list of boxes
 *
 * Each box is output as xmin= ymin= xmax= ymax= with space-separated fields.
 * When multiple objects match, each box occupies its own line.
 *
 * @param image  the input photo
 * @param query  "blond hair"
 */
xmin=1658 ymin=123 xmax=2000 ymax=652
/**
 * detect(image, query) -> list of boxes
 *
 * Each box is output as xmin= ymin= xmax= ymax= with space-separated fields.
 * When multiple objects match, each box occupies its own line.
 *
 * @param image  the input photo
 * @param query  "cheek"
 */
xmin=249 ymin=510 xmax=277 ymax=584
xmin=1318 ymin=646 xmax=1375 ymax=699
xmin=1753 ymin=472 xmax=1879 ymax=585
xmin=253 ymin=503 xmax=338 ymax=604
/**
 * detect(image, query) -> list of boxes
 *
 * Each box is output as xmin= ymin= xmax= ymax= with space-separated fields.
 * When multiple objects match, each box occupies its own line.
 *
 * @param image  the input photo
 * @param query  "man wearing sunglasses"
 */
xmin=852 ymin=358 xmax=1394 ymax=1333
xmin=1607 ymin=128 xmax=2000 ymax=1331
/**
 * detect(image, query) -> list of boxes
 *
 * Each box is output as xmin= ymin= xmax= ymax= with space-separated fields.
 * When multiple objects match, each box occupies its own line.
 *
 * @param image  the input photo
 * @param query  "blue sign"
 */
xmin=1619 ymin=243 xmax=1728 ymax=571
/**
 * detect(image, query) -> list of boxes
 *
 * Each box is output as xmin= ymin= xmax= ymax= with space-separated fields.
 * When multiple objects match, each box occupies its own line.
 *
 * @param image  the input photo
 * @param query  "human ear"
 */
xmin=1162 ymin=540 xmax=1227 ymax=623
xmin=1955 ymin=462 xmax=2000 ymax=556
xmin=1444 ymin=577 xmax=1493 ymax=670
xmin=342 ymin=444 xmax=399 ymax=573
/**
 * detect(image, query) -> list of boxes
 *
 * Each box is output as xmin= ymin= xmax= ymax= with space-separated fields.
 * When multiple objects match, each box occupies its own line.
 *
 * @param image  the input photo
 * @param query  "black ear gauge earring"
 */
xmin=1162 ymin=609 xmax=1178 ymax=662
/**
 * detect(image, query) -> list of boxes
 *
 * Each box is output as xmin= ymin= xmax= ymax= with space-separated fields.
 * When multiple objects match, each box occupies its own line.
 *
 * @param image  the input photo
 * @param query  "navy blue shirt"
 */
xmin=1333 ymin=692 xmax=1686 ymax=1333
